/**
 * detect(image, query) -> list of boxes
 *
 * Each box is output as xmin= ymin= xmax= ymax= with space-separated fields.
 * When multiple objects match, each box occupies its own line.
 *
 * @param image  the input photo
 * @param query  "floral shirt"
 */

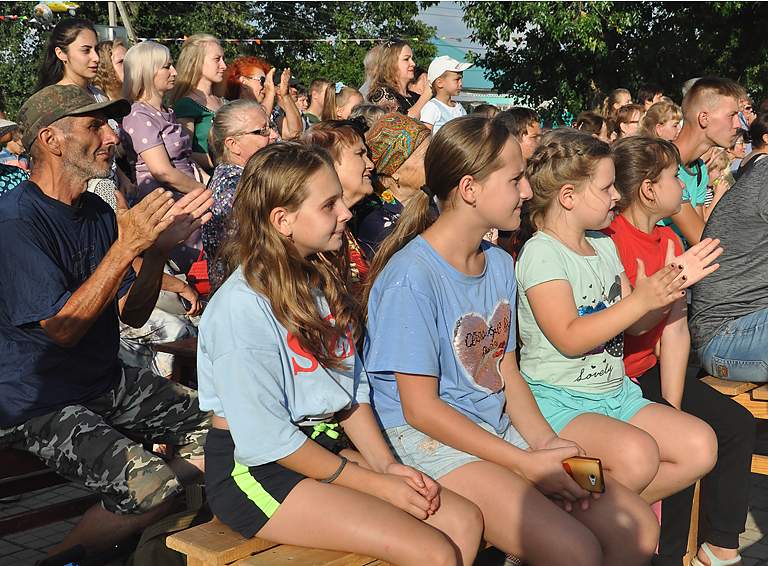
xmin=368 ymin=85 xmax=420 ymax=115
xmin=351 ymin=190 xmax=403 ymax=259
xmin=0 ymin=164 xmax=28 ymax=197
xmin=202 ymin=163 xmax=243 ymax=288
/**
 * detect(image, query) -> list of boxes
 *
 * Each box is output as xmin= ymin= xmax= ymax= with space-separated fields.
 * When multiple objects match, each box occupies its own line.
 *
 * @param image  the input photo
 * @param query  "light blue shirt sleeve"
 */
xmin=365 ymin=284 xmax=440 ymax=377
xmin=211 ymin=347 xmax=307 ymax=466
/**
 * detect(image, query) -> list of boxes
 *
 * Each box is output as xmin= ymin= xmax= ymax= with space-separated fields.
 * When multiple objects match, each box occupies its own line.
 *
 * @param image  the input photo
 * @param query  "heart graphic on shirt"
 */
xmin=452 ymin=301 xmax=511 ymax=393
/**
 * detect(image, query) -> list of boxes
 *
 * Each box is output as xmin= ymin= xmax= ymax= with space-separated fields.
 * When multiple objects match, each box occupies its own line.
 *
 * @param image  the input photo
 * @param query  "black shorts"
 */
xmin=205 ymin=424 xmax=346 ymax=538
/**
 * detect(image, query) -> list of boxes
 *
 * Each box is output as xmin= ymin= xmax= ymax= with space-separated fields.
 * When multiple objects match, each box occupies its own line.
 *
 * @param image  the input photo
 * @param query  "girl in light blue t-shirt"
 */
xmin=198 ymin=142 xmax=482 ymax=564
xmin=517 ymin=129 xmax=717 ymax=526
xmin=364 ymin=116 xmax=660 ymax=564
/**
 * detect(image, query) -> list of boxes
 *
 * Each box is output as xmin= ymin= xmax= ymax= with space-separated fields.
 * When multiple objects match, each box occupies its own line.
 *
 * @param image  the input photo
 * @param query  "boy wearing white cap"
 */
xmin=419 ymin=55 xmax=472 ymax=132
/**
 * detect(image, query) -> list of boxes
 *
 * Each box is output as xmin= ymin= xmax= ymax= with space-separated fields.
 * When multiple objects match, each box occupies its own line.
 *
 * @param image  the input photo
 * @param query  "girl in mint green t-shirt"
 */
xmin=365 ymin=117 xmax=662 ymax=565
xmin=518 ymin=129 xmax=717 ymax=512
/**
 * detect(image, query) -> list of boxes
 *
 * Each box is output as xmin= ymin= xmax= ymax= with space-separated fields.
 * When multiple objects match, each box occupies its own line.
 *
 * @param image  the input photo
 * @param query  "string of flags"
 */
xmin=137 ymin=37 xmax=424 ymax=46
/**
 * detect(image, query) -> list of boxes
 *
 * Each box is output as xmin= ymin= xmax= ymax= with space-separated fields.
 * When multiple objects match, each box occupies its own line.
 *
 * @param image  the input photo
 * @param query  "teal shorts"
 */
xmin=527 ymin=375 xmax=654 ymax=433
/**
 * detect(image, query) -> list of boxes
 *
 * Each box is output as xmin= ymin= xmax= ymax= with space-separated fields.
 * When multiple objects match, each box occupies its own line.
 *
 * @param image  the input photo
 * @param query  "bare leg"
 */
xmin=560 ymin=413 xmax=661 ymax=494
xmin=340 ymin=449 xmax=484 ymax=564
xmin=629 ymin=403 xmax=717 ymax=503
xmin=47 ymin=497 xmax=178 ymax=556
xmin=438 ymin=460 xmax=603 ymax=566
xmin=569 ymin=474 xmax=660 ymax=566
xmin=256 ymin=479 xmax=470 ymax=566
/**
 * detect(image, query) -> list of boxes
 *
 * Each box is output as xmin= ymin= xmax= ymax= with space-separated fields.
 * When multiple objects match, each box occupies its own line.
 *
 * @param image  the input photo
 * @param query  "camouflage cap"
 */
xmin=17 ymin=84 xmax=131 ymax=150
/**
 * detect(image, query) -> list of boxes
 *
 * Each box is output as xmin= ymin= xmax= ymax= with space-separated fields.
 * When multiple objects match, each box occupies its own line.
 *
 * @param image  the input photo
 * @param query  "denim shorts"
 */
xmin=383 ymin=421 xmax=528 ymax=480
xmin=527 ymin=375 xmax=653 ymax=433
xmin=698 ymin=308 xmax=768 ymax=382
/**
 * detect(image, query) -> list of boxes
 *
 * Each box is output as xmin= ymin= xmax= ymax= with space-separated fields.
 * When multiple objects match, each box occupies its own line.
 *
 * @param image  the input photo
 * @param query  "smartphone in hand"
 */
xmin=563 ymin=456 xmax=605 ymax=493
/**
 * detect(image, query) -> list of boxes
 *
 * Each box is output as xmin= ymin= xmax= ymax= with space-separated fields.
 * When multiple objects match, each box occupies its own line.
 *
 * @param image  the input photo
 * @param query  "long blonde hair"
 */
xmin=526 ymin=129 xmax=611 ymax=229
xmin=219 ymin=142 xmax=359 ymax=368
xmin=169 ymin=33 xmax=220 ymax=105
xmin=363 ymin=116 xmax=512 ymax=311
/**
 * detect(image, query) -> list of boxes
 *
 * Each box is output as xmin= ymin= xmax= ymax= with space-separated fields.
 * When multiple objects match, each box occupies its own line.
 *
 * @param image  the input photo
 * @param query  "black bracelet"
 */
xmin=319 ymin=456 xmax=348 ymax=484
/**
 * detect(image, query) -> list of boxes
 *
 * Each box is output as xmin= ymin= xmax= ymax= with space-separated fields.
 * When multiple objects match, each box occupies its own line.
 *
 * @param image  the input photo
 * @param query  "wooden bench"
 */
xmin=0 ymin=448 xmax=98 ymax=536
xmin=154 ymin=336 xmax=198 ymax=387
xmin=166 ymin=518 xmax=387 ymax=565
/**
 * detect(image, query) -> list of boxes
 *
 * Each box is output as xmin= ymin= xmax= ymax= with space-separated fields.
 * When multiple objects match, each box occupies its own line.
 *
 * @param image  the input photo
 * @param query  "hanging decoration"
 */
xmin=135 ymin=37 xmax=425 ymax=45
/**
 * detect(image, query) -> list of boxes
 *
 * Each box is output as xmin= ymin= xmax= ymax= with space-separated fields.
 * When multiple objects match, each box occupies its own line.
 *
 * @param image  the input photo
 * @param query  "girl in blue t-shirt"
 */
xmin=364 ymin=117 xmax=660 ymax=564
xmin=198 ymin=142 xmax=482 ymax=565
xmin=517 ymin=128 xmax=717 ymax=531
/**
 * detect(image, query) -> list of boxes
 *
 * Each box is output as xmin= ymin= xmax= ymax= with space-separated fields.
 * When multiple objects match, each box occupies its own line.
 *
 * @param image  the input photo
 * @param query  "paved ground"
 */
xmin=4 ymin=425 xmax=768 ymax=565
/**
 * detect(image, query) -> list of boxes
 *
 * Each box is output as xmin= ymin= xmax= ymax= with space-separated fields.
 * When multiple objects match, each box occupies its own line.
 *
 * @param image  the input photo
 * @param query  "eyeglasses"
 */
xmin=235 ymin=123 xmax=277 ymax=138
xmin=744 ymin=106 xmax=754 ymax=112
xmin=245 ymin=75 xmax=267 ymax=87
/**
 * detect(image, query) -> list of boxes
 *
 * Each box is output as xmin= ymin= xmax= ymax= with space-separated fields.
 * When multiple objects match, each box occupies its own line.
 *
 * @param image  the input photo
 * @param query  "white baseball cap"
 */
xmin=427 ymin=56 xmax=472 ymax=85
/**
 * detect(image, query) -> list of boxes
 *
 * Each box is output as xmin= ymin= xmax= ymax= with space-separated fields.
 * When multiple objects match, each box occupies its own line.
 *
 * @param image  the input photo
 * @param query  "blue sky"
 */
xmin=419 ymin=2 xmax=492 ymax=89
xmin=419 ymin=2 xmax=485 ymax=55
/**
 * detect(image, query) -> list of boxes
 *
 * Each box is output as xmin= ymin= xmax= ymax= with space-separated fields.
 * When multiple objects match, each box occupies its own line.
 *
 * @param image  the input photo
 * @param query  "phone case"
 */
xmin=562 ymin=456 xmax=605 ymax=493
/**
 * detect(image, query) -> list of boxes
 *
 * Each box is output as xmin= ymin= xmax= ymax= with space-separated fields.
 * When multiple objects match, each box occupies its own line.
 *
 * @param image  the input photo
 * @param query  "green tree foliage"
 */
xmin=462 ymin=1 xmax=768 ymax=118
xmin=0 ymin=1 xmax=435 ymax=118
xmin=0 ymin=2 xmax=46 ymax=117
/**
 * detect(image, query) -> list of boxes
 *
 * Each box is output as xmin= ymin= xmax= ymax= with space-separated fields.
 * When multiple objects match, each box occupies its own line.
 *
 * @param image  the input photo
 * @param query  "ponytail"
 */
xmin=363 ymin=116 xmax=511 ymax=313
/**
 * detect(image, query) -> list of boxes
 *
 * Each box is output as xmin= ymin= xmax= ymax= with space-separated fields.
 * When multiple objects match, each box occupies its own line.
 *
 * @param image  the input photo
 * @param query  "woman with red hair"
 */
xmin=224 ymin=56 xmax=303 ymax=139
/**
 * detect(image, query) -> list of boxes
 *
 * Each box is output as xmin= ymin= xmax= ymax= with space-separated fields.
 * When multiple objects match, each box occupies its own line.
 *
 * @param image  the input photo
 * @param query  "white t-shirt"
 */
xmin=420 ymin=98 xmax=467 ymax=132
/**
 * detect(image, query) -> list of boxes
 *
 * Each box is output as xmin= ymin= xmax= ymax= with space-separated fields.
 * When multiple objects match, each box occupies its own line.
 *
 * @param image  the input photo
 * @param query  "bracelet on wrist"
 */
xmin=319 ymin=456 xmax=348 ymax=484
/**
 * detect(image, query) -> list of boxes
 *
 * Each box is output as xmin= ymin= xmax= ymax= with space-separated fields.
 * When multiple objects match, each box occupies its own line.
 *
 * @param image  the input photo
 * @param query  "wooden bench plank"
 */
xmin=166 ymin=519 xmax=277 ymax=565
xmin=234 ymin=546 xmax=381 ymax=566
xmin=731 ymin=392 xmax=768 ymax=420
xmin=702 ymin=376 xmax=758 ymax=397
xmin=0 ymin=494 xmax=98 ymax=536
xmin=752 ymin=454 xmax=768 ymax=475
xmin=752 ymin=384 xmax=768 ymax=401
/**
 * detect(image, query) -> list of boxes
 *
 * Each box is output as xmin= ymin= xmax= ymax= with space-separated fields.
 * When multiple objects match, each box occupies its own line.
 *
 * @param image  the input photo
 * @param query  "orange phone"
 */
xmin=562 ymin=456 xmax=605 ymax=493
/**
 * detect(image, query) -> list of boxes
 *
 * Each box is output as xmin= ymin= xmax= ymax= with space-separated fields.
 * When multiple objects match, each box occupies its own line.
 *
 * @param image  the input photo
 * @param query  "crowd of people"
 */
xmin=2 ymin=16 xmax=768 ymax=566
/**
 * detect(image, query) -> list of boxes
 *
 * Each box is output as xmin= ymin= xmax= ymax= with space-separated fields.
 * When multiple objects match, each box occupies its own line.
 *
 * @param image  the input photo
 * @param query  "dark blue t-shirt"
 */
xmin=0 ymin=181 xmax=135 ymax=426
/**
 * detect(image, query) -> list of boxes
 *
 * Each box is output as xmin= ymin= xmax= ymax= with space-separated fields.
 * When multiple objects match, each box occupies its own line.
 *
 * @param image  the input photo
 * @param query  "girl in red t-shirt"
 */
xmin=608 ymin=136 xmax=753 ymax=566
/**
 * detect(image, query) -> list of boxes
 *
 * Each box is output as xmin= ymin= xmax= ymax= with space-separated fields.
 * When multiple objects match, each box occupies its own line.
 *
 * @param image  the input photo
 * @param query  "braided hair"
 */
xmin=526 ymin=129 xmax=611 ymax=229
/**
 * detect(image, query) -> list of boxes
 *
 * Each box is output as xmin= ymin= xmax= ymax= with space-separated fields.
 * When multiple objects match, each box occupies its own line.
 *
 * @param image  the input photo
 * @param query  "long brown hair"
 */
xmin=93 ymin=38 xmax=126 ymax=100
xmin=612 ymin=136 xmax=681 ymax=211
xmin=363 ymin=116 xmax=512 ymax=310
xmin=219 ymin=142 xmax=359 ymax=369
xmin=370 ymin=40 xmax=410 ymax=94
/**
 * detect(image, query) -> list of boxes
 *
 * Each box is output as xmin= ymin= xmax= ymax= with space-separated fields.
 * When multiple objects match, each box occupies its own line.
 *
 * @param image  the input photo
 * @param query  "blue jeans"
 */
xmin=698 ymin=308 xmax=768 ymax=382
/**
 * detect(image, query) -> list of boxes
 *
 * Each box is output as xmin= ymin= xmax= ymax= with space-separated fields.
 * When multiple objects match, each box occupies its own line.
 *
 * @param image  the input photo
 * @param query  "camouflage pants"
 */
xmin=0 ymin=367 xmax=211 ymax=514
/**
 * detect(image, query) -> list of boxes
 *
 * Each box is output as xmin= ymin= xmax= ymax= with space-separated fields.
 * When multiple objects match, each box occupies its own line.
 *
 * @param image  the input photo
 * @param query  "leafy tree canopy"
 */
xmin=462 ymin=1 xmax=768 ymax=119
xmin=0 ymin=1 xmax=436 ymax=118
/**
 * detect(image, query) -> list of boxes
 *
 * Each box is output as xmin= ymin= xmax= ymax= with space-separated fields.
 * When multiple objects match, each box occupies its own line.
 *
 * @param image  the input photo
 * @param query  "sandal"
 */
xmin=504 ymin=554 xmax=523 ymax=566
xmin=690 ymin=543 xmax=742 ymax=566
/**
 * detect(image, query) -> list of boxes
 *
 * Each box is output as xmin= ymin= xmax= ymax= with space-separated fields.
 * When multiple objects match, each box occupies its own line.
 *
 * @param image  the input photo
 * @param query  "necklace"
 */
xmin=541 ymin=228 xmax=607 ymax=303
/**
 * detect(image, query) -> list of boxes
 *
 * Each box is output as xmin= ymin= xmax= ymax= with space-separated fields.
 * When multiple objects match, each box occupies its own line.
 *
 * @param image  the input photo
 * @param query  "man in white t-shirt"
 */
xmin=419 ymin=56 xmax=471 ymax=133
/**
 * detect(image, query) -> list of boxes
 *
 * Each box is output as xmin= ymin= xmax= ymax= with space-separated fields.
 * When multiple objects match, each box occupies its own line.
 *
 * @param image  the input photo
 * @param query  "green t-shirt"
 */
xmin=516 ymin=231 xmax=626 ymax=394
xmin=173 ymin=96 xmax=215 ymax=154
